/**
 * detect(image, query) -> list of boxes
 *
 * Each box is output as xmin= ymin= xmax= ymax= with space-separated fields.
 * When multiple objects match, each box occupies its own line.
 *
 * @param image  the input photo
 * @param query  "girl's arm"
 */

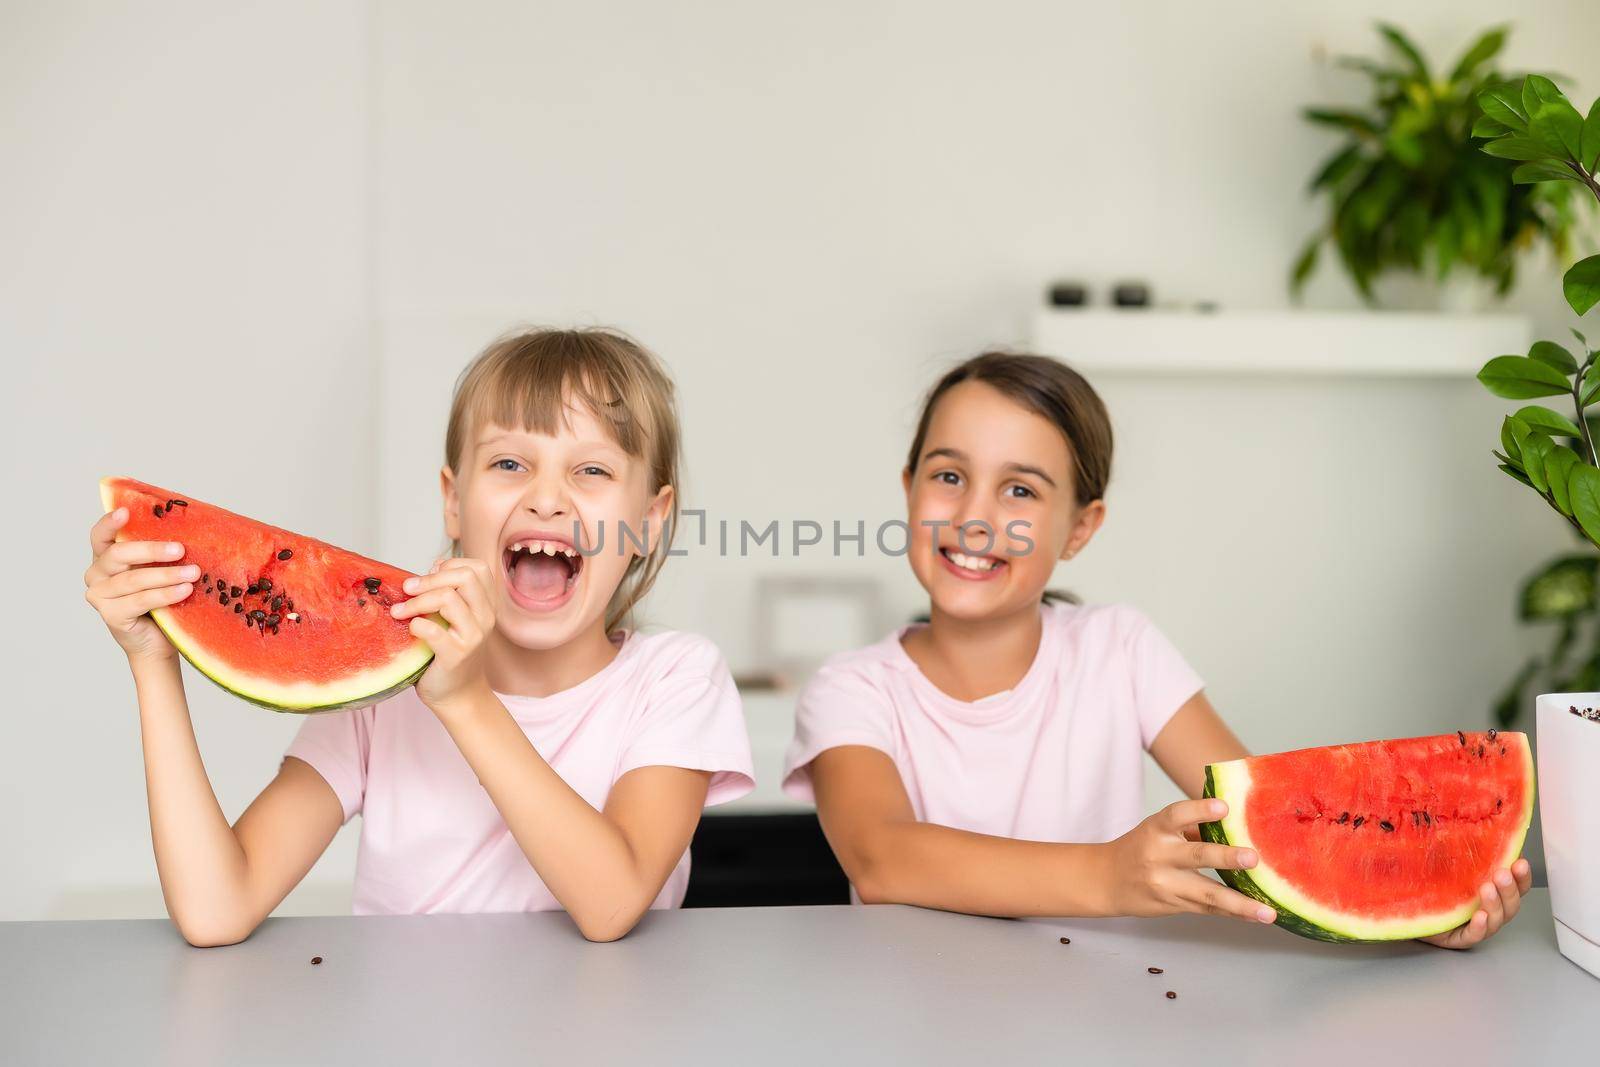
xmin=395 ymin=557 xmax=710 ymax=941
xmin=1147 ymin=690 xmax=1250 ymax=799
xmin=433 ymin=688 xmax=710 ymax=941
xmin=810 ymin=745 xmax=1273 ymax=924
xmin=86 ymin=509 xmax=343 ymax=947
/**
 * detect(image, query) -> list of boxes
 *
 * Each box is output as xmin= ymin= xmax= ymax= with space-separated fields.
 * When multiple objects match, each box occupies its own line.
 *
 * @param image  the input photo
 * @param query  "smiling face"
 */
xmin=903 ymin=379 xmax=1105 ymax=623
xmin=441 ymin=402 xmax=674 ymax=651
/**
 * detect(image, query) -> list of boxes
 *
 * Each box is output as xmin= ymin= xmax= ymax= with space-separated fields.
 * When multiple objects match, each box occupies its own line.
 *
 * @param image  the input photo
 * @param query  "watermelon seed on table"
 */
xmin=1058 ymin=937 xmax=1070 ymax=945
xmin=311 ymin=956 xmax=322 ymax=965
xmin=1165 ymin=992 xmax=1176 ymax=1000
xmin=1147 ymin=967 xmax=1163 ymax=974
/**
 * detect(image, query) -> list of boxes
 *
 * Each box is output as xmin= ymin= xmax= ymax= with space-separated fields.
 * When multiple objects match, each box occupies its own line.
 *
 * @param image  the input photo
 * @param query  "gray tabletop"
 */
xmin=2 ymin=890 xmax=1593 ymax=1066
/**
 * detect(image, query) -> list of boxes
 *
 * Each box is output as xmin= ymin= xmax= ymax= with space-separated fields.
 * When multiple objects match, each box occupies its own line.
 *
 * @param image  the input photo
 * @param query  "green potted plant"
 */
xmin=1292 ymin=23 xmax=1582 ymax=307
xmin=1472 ymin=73 xmax=1600 ymax=981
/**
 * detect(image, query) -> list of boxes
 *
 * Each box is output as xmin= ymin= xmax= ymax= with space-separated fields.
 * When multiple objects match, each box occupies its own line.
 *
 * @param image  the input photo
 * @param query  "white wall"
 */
xmin=6 ymin=0 xmax=1596 ymax=919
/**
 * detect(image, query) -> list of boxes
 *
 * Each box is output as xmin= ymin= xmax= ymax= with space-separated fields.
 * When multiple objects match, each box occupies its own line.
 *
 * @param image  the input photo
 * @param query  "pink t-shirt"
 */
xmin=782 ymin=601 xmax=1203 ymax=850
xmin=285 ymin=629 xmax=754 ymax=915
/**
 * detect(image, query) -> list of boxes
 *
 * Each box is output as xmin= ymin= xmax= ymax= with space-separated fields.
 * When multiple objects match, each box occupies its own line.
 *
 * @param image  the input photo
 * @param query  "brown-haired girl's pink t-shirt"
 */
xmin=782 ymin=601 xmax=1203 ymax=850
xmin=284 ymin=629 xmax=754 ymax=915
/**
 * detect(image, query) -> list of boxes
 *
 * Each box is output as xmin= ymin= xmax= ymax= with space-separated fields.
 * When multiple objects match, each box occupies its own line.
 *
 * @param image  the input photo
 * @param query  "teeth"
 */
xmin=506 ymin=539 xmax=578 ymax=559
xmin=947 ymin=550 xmax=997 ymax=572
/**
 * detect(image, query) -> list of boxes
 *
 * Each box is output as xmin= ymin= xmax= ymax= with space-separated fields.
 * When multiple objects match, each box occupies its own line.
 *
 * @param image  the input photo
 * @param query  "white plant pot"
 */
xmin=1536 ymin=693 xmax=1600 ymax=979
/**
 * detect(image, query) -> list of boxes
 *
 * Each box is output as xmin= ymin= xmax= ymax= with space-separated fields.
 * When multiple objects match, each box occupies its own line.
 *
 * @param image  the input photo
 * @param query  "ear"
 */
xmin=1058 ymin=498 xmax=1107 ymax=561
xmin=641 ymin=483 xmax=676 ymax=556
xmin=440 ymin=466 xmax=461 ymax=543
xmin=901 ymin=465 xmax=913 ymax=500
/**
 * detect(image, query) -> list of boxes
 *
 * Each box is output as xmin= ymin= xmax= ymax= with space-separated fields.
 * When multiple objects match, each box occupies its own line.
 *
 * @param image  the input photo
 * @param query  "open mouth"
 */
xmin=938 ymin=545 xmax=1008 ymax=581
xmin=503 ymin=536 xmax=583 ymax=611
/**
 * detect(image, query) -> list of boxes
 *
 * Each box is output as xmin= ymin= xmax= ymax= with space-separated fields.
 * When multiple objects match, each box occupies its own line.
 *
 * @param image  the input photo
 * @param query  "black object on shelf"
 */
xmin=683 ymin=812 xmax=850 ymax=907
xmin=1047 ymin=281 xmax=1087 ymax=307
xmin=1111 ymin=282 xmax=1150 ymax=307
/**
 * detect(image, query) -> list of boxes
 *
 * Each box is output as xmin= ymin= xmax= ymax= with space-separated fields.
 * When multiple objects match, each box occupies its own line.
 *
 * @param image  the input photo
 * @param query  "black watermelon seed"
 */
xmin=1457 ymin=730 xmax=1467 ymax=746
xmin=1336 ymin=811 xmax=1349 ymax=824
xmin=1148 ymin=966 xmax=1164 ymax=974
xmin=1424 ymin=811 xmax=1432 ymax=825
xmin=269 ymin=623 xmax=279 ymax=634
xmin=218 ymin=593 xmax=227 ymax=605
xmin=266 ymin=614 xmax=280 ymax=626
xmin=1058 ymin=936 xmax=1070 ymax=945
xmin=247 ymin=583 xmax=259 ymax=595
xmin=271 ymin=596 xmax=283 ymax=613
xmin=259 ymin=578 xmax=272 ymax=592
xmin=1165 ymin=991 xmax=1177 ymax=1000
xmin=171 ymin=499 xmax=187 ymax=507
xmin=363 ymin=577 xmax=381 ymax=594
xmin=277 ymin=549 xmax=293 ymax=561
xmin=311 ymin=956 xmax=322 ymax=965
xmin=234 ymin=603 xmax=243 ymax=614
xmin=153 ymin=505 xmax=164 ymax=518
xmin=1477 ymin=745 xmax=1485 ymax=758
xmin=1496 ymin=798 xmax=1502 ymax=811
xmin=1499 ymin=746 xmax=1506 ymax=755
xmin=1379 ymin=820 xmax=1394 ymax=832
xmin=1487 ymin=728 xmax=1498 ymax=740
xmin=230 ymin=586 xmax=242 ymax=598
xmin=1353 ymin=816 xmax=1365 ymax=828
xmin=245 ymin=615 xmax=254 ymax=628
xmin=201 ymin=573 xmax=209 ymax=584
xmin=357 ymin=598 xmax=365 ymax=606
xmin=250 ymin=610 xmax=265 ymax=621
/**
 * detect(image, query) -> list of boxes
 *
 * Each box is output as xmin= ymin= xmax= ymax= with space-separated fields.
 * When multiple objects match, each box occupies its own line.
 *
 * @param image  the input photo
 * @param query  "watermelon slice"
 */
xmin=1201 ymin=732 xmax=1535 ymax=942
xmin=100 ymin=477 xmax=433 ymax=712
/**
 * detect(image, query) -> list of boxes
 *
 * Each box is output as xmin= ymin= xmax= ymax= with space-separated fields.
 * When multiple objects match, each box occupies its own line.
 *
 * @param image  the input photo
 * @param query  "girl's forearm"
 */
xmin=130 ymin=657 xmax=254 ymax=943
xmin=432 ymin=686 xmax=660 ymax=939
xmin=841 ymin=818 xmax=1116 ymax=918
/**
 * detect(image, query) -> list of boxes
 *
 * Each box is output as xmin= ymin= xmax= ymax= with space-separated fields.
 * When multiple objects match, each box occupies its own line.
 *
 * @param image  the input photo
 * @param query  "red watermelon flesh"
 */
xmin=1201 ymin=732 xmax=1535 ymax=942
xmin=100 ymin=477 xmax=433 ymax=712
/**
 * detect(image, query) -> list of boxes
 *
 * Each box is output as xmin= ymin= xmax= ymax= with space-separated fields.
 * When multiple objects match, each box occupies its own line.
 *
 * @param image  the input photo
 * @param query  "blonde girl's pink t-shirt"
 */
xmin=782 ymin=601 xmax=1203 ymax=849
xmin=284 ymin=629 xmax=754 ymax=916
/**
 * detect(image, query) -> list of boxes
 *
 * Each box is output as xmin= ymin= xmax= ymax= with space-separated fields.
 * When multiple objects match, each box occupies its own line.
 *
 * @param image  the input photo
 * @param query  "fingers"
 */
xmin=1492 ymin=868 xmax=1522 ymax=926
xmin=408 ymin=614 xmax=452 ymax=654
xmin=1185 ymin=876 xmax=1276 ymax=925
xmin=1185 ymin=840 xmax=1258 ymax=872
xmin=1513 ymin=858 xmax=1534 ymax=895
xmin=108 ymin=580 xmax=195 ymax=620
xmin=397 ymin=563 xmax=495 ymax=632
xmin=95 ymin=564 xmax=200 ymax=603
xmin=84 ymin=539 xmax=184 ymax=584
xmin=1478 ymin=878 xmax=1507 ymax=935
xmin=89 ymin=508 xmax=128 ymax=555
xmin=1163 ymin=798 xmax=1227 ymax=834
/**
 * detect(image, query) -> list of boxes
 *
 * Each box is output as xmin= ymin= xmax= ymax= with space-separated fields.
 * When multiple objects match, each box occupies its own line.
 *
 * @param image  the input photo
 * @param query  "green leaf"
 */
xmin=1571 ymin=464 xmax=1600 ymax=547
xmin=1377 ymin=23 xmax=1429 ymax=81
xmin=1521 ymin=554 xmax=1598 ymax=619
xmin=1303 ymin=108 xmax=1378 ymax=136
xmin=1479 ymin=355 xmax=1576 ymax=398
xmin=1289 ymin=237 xmax=1319 ymax=294
xmin=1582 ymin=96 xmax=1600 ymax=172
xmin=1581 ymin=362 xmax=1600 ymax=407
xmin=1481 ymin=136 xmax=1563 ymax=162
xmin=1522 ymin=433 xmax=1554 ymax=493
xmin=1478 ymin=82 xmax=1529 ymax=130
xmin=1525 ymin=74 xmax=1586 ymax=160
xmin=1471 ymin=114 xmax=1510 ymax=138
xmin=1516 ymin=404 xmax=1582 ymax=437
xmin=1308 ymin=145 xmax=1365 ymax=192
xmin=1529 ymin=341 xmax=1580 ymax=375
xmin=1449 ymin=26 xmax=1506 ymax=84
xmin=1503 ymin=415 xmax=1532 ymax=461
xmin=1512 ymin=161 xmax=1583 ymax=184
xmin=1566 ymin=255 xmax=1600 ymax=317
xmin=1574 ymin=328 xmax=1590 ymax=347
xmin=1548 ymin=446 xmax=1581 ymax=515
xmin=1500 ymin=463 xmax=1534 ymax=488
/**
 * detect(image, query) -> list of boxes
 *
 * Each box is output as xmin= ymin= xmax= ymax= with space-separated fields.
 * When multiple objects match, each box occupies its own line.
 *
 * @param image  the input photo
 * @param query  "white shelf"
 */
xmin=1029 ymin=309 xmax=1532 ymax=377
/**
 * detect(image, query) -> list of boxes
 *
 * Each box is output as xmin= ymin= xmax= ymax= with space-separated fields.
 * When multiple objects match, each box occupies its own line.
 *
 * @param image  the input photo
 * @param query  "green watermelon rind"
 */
xmin=1200 ymin=737 xmax=1535 ymax=943
xmin=152 ymin=605 xmax=433 ymax=714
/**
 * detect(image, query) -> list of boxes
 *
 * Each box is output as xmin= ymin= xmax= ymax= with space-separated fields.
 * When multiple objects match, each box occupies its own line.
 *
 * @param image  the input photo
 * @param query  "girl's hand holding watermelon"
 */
xmin=1417 ymin=858 xmax=1534 ymax=950
xmin=83 ymin=507 xmax=195 ymax=665
xmin=390 ymin=555 xmax=499 ymax=714
xmin=1102 ymin=798 xmax=1278 ymax=925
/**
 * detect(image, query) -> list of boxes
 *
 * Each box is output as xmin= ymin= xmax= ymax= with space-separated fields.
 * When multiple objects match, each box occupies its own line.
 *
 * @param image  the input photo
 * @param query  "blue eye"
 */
xmin=492 ymin=458 xmax=524 ymax=472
